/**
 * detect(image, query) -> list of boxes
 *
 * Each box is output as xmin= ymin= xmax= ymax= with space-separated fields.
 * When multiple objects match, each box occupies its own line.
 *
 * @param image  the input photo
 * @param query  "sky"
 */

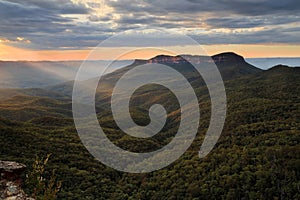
xmin=0 ymin=0 xmax=299 ymax=60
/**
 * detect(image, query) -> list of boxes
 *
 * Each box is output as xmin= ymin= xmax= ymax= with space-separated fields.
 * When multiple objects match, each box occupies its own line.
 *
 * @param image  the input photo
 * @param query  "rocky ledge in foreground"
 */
xmin=0 ymin=161 xmax=33 ymax=200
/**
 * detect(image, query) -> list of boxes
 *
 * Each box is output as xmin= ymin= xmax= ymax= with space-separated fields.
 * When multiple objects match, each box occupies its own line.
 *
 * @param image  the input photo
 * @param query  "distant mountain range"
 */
xmin=130 ymin=52 xmax=261 ymax=79
xmin=0 ymin=52 xmax=297 ymax=89
xmin=246 ymin=57 xmax=300 ymax=69
xmin=0 ymin=52 xmax=299 ymax=199
xmin=45 ymin=52 xmax=261 ymax=98
xmin=0 ymin=52 xmax=298 ymax=122
xmin=0 ymin=60 xmax=131 ymax=88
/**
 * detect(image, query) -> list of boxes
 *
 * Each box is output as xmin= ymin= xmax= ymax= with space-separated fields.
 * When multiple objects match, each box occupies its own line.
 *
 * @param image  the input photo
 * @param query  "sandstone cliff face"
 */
xmin=0 ymin=161 xmax=33 ymax=200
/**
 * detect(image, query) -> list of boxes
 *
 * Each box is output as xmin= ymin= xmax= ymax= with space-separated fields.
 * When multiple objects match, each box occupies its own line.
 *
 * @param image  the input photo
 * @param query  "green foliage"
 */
xmin=25 ymin=154 xmax=62 ymax=200
xmin=0 ymin=64 xmax=299 ymax=199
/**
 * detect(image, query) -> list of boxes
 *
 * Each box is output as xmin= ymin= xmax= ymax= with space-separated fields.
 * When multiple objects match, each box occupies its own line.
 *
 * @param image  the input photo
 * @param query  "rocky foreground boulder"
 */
xmin=0 ymin=161 xmax=33 ymax=200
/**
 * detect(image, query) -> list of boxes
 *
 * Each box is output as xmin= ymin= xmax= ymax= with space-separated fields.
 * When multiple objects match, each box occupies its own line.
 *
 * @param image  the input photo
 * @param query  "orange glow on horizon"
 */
xmin=0 ymin=43 xmax=300 ymax=61
xmin=0 ymin=44 xmax=90 ymax=61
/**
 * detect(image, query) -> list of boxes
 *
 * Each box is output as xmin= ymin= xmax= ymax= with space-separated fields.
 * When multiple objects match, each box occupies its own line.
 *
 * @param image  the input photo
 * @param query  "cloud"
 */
xmin=205 ymin=16 xmax=300 ymax=29
xmin=0 ymin=0 xmax=109 ymax=49
xmin=190 ymin=27 xmax=300 ymax=45
xmin=0 ymin=36 xmax=31 ymax=44
xmin=142 ymin=0 xmax=300 ymax=16
xmin=5 ymin=0 xmax=90 ymax=14
xmin=0 ymin=0 xmax=299 ymax=50
xmin=102 ymin=0 xmax=300 ymax=44
xmin=88 ymin=14 xmax=112 ymax=22
xmin=106 ymin=0 xmax=300 ymax=27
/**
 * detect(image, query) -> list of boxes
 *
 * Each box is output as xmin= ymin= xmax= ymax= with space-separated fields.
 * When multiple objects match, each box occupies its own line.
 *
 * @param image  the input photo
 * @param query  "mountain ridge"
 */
xmin=0 ymin=52 xmax=298 ymax=100
xmin=0 ymin=52 xmax=299 ymax=199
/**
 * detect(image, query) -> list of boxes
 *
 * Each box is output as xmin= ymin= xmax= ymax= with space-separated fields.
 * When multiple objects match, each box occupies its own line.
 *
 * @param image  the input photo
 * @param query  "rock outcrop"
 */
xmin=0 ymin=161 xmax=33 ymax=200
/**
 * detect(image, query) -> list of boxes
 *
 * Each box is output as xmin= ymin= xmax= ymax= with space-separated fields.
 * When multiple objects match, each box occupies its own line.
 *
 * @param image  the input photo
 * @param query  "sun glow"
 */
xmin=1 ymin=43 xmax=300 ymax=61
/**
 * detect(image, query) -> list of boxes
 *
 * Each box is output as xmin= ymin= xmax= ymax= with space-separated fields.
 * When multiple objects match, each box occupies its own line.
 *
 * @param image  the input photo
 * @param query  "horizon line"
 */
xmin=1 ymin=53 xmax=300 ymax=62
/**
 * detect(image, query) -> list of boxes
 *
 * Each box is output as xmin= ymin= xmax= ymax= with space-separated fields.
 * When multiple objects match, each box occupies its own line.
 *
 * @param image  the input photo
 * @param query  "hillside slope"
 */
xmin=0 ymin=60 xmax=299 ymax=199
xmin=48 ymin=52 xmax=262 ymax=97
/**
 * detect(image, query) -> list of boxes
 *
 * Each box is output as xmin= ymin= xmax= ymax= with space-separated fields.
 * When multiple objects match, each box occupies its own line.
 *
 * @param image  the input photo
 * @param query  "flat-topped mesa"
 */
xmin=148 ymin=55 xmax=189 ymax=64
xmin=99 ymin=51 xmax=260 ymax=85
xmin=147 ymin=55 xmax=211 ymax=64
xmin=145 ymin=52 xmax=245 ymax=65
